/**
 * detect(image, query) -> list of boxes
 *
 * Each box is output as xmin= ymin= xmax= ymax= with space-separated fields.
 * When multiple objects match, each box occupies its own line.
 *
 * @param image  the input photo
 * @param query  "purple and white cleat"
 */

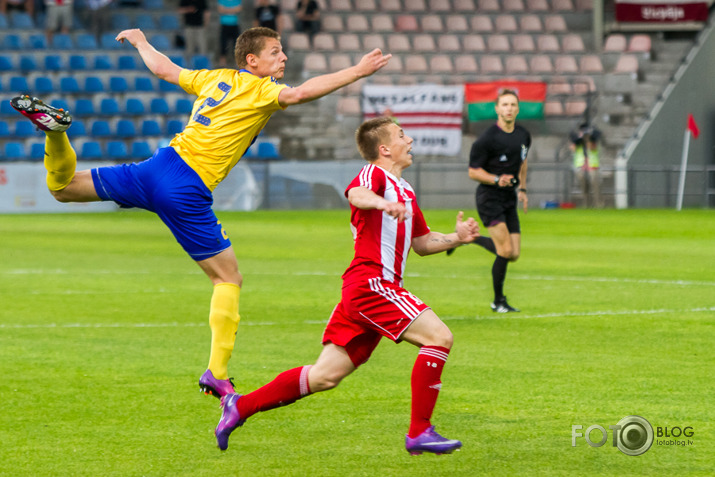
xmin=11 ymin=95 xmax=72 ymax=132
xmin=199 ymin=369 xmax=236 ymax=399
xmin=215 ymin=393 xmax=244 ymax=451
xmin=405 ymin=426 xmax=462 ymax=455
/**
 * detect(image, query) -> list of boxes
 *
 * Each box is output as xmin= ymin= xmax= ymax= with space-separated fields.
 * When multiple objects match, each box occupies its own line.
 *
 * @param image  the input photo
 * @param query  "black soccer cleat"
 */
xmin=491 ymin=296 xmax=520 ymax=313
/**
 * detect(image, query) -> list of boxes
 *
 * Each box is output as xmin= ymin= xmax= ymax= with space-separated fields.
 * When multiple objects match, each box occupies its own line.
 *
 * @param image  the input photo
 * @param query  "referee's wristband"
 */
xmin=518 ymin=188 xmax=527 ymax=193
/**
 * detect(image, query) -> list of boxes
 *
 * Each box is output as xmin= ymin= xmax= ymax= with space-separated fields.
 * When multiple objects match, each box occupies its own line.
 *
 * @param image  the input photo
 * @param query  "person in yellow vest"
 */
xmin=569 ymin=122 xmax=603 ymax=208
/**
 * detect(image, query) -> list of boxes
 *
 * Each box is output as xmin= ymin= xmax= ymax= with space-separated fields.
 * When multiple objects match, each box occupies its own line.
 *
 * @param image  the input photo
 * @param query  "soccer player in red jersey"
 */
xmin=215 ymin=117 xmax=480 ymax=455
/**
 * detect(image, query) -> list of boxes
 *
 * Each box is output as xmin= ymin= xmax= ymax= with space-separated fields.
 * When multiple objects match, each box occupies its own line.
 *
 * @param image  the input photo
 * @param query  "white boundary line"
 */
xmin=4 ymin=269 xmax=715 ymax=288
xmin=1 ymin=306 xmax=713 ymax=329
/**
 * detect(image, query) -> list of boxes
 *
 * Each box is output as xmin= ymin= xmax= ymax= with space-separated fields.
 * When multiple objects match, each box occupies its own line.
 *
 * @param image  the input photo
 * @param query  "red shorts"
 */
xmin=322 ymin=277 xmax=431 ymax=367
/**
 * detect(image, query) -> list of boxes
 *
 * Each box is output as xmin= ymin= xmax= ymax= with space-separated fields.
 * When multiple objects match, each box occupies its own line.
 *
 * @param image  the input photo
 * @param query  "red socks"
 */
xmin=237 ymin=365 xmax=312 ymax=420
xmin=408 ymin=346 xmax=450 ymax=438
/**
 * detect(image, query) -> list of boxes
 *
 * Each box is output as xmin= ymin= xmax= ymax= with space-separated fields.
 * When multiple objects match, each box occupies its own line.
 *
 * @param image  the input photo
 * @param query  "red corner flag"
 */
xmin=687 ymin=113 xmax=700 ymax=139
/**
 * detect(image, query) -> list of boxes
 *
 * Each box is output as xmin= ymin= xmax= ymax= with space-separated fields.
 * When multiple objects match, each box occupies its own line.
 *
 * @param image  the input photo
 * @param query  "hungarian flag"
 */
xmin=465 ymin=81 xmax=547 ymax=121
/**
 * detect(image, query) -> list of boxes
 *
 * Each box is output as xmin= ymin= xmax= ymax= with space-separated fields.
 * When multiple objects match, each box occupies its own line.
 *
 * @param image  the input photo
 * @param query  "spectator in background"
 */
xmin=254 ymin=0 xmax=280 ymax=34
xmin=569 ymin=122 xmax=603 ymax=208
xmin=84 ymin=0 xmax=114 ymax=41
xmin=294 ymin=0 xmax=320 ymax=45
xmin=44 ymin=0 xmax=73 ymax=44
xmin=179 ymin=0 xmax=210 ymax=62
xmin=217 ymin=0 xmax=241 ymax=67
xmin=0 ymin=0 xmax=34 ymax=17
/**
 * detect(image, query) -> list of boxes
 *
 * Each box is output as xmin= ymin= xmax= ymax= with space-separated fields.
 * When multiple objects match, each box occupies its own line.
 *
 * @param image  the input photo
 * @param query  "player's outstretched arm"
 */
xmin=347 ymin=186 xmax=407 ymax=222
xmin=116 ymin=29 xmax=183 ymax=85
xmin=412 ymin=212 xmax=479 ymax=256
xmin=278 ymin=49 xmax=391 ymax=107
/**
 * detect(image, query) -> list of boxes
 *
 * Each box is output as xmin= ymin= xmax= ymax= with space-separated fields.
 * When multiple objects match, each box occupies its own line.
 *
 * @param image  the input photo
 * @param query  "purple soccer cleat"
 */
xmin=405 ymin=426 xmax=462 ymax=455
xmin=215 ymin=393 xmax=244 ymax=451
xmin=11 ymin=95 xmax=72 ymax=132
xmin=199 ymin=370 xmax=236 ymax=399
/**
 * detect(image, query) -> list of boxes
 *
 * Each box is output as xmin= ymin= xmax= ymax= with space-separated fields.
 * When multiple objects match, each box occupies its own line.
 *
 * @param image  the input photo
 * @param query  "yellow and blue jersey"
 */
xmin=170 ymin=68 xmax=288 ymax=190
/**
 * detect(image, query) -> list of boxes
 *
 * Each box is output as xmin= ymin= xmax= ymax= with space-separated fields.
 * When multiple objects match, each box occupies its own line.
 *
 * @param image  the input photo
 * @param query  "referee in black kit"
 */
xmin=449 ymin=88 xmax=530 ymax=313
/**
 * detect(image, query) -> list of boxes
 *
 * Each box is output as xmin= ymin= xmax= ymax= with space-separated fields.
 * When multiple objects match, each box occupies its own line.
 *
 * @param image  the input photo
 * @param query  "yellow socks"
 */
xmin=208 ymin=282 xmax=241 ymax=380
xmin=44 ymin=131 xmax=77 ymax=191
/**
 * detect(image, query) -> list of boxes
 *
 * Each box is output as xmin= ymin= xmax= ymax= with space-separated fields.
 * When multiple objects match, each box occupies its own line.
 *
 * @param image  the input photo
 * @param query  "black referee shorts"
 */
xmin=476 ymin=186 xmax=521 ymax=233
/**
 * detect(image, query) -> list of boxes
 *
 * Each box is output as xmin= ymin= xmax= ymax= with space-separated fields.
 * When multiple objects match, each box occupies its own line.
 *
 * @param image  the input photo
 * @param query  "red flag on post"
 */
xmin=687 ymin=113 xmax=700 ymax=139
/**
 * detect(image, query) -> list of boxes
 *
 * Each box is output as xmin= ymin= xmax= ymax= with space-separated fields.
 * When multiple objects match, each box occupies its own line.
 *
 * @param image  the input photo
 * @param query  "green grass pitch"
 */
xmin=0 ymin=208 xmax=713 ymax=476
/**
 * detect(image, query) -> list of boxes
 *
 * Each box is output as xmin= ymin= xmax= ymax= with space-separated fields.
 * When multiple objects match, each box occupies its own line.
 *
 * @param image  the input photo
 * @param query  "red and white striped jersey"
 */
xmin=342 ymin=164 xmax=430 ymax=286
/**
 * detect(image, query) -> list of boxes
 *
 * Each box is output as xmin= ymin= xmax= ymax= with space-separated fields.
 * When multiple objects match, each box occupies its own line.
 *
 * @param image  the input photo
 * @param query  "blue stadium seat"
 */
xmin=169 ymin=55 xmax=185 ymax=68
xmin=134 ymin=77 xmax=155 ymax=92
xmin=19 ymin=56 xmax=38 ymax=72
xmin=50 ymin=99 xmax=71 ymax=112
xmin=159 ymin=80 xmax=180 ymax=92
xmin=0 ymin=101 xmax=16 ymax=116
xmin=99 ymin=98 xmax=120 ymax=116
xmin=34 ymin=76 xmax=54 ymax=94
xmin=118 ymin=55 xmax=137 ymax=70
xmin=136 ymin=16 xmax=156 ymax=30
xmin=150 ymin=34 xmax=171 ymax=50
xmin=145 ymin=0 xmax=165 ymax=10
xmin=94 ymin=56 xmax=113 ymax=70
xmin=14 ymin=121 xmax=36 ymax=137
xmin=125 ymin=98 xmax=145 ymax=115
xmin=30 ymin=142 xmax=45 ymax=160
xmin=159 ymin=14 xmax=180 ymax=30
xmin=166 ymin=119 xmax=184 ymax=135
xmin=150 ymin=98 xmax=170 ymax=114
xmin=107 ymin=141 xmax=129 ymax=159
xmin=110 ymin=77 xmax=129 ymax=93
xmin=140 ymin=119 xmax=162 ymax=136
xmin=0 ymin=120 xmax=9 ymax=137
xmin=52 ymin=33 xmax=73 ymax=49
xmin=28 ymin=34 xmax=47 ymax=49
xmin=175 ymin=98 xmax=193 ymax=114
xmin=60 ymin=77 xmax=80 ymax=94
xmin=76 ymin=34 xmax=98 ymax=50
xmin=100 ymin=33 xmax=121 ymax=50
xmin=10 ymin=12 xmax=34 ymax=28
xmin=2 ymin=34 xmax=22 ymax=50
xmin=131 ymin=141 xmax=152 ymax=158
xmin=111 ymin=13 xmax=131 ymax=30
xmin=257 ymin=142 xmax=281 ymax=159
xmin=69 ymin=55 xmax=88 ymax=70
xmin=90 ymin=120 xmax=111 ymax=137
xmin=9 ymin=76 xmax=29 ymax=92
xmin=0 ymin=13 xmax=7 ymax=29
xmin=74 ymin=99 xmax=95 ymax=116
xmin=80 ymin=141 xmax=102 ymax=159
xmin=5 ymin=142 xmax=26 ymax=160
xmin=84 ymin=76 xmax=105 ymax=93
xmin=67 ymin=119 xmax=86 ymax=138
xmin=191 ymin=55 xmax=211 ymax=70
xmin=44 ymin=55 xmax=62 ymax=71
xmin=116 ymin=119 xmax=136 ymax=137
xmin=0 ymin=55 xmax=12 ymax=71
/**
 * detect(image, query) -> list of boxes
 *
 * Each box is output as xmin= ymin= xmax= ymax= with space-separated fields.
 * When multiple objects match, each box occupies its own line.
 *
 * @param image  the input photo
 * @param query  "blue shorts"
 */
xmin=91 ymin=147 xmax=231 ymax=260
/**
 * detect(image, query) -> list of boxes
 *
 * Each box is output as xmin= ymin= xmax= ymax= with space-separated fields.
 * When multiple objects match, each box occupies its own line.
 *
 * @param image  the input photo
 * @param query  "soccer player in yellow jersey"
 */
xmin=10 ymin=27 xmax=391 ymax=400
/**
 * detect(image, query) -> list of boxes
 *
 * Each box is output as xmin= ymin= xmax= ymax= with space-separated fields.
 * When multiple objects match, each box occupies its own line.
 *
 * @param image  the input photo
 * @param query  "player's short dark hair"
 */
xmin=355 ymin=117 xmax=395 ymax=162
xmin=235 ymin=27 xmax=281 ymax=68
xmin=496 ymin=88 xmax=519 ymax=104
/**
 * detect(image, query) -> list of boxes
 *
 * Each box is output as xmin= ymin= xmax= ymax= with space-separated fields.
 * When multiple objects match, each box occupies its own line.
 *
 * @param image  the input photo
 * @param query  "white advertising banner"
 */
xmin=361 ymin=84 xmax=464 ymax=156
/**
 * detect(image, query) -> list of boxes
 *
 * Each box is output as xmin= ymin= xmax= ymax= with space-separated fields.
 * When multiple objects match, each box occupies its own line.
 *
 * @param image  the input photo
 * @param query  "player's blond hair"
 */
xmin=355 ymin=117 xmax=394 ymax=162
xmin=234 ymin=27 xmax=281 ymax=69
